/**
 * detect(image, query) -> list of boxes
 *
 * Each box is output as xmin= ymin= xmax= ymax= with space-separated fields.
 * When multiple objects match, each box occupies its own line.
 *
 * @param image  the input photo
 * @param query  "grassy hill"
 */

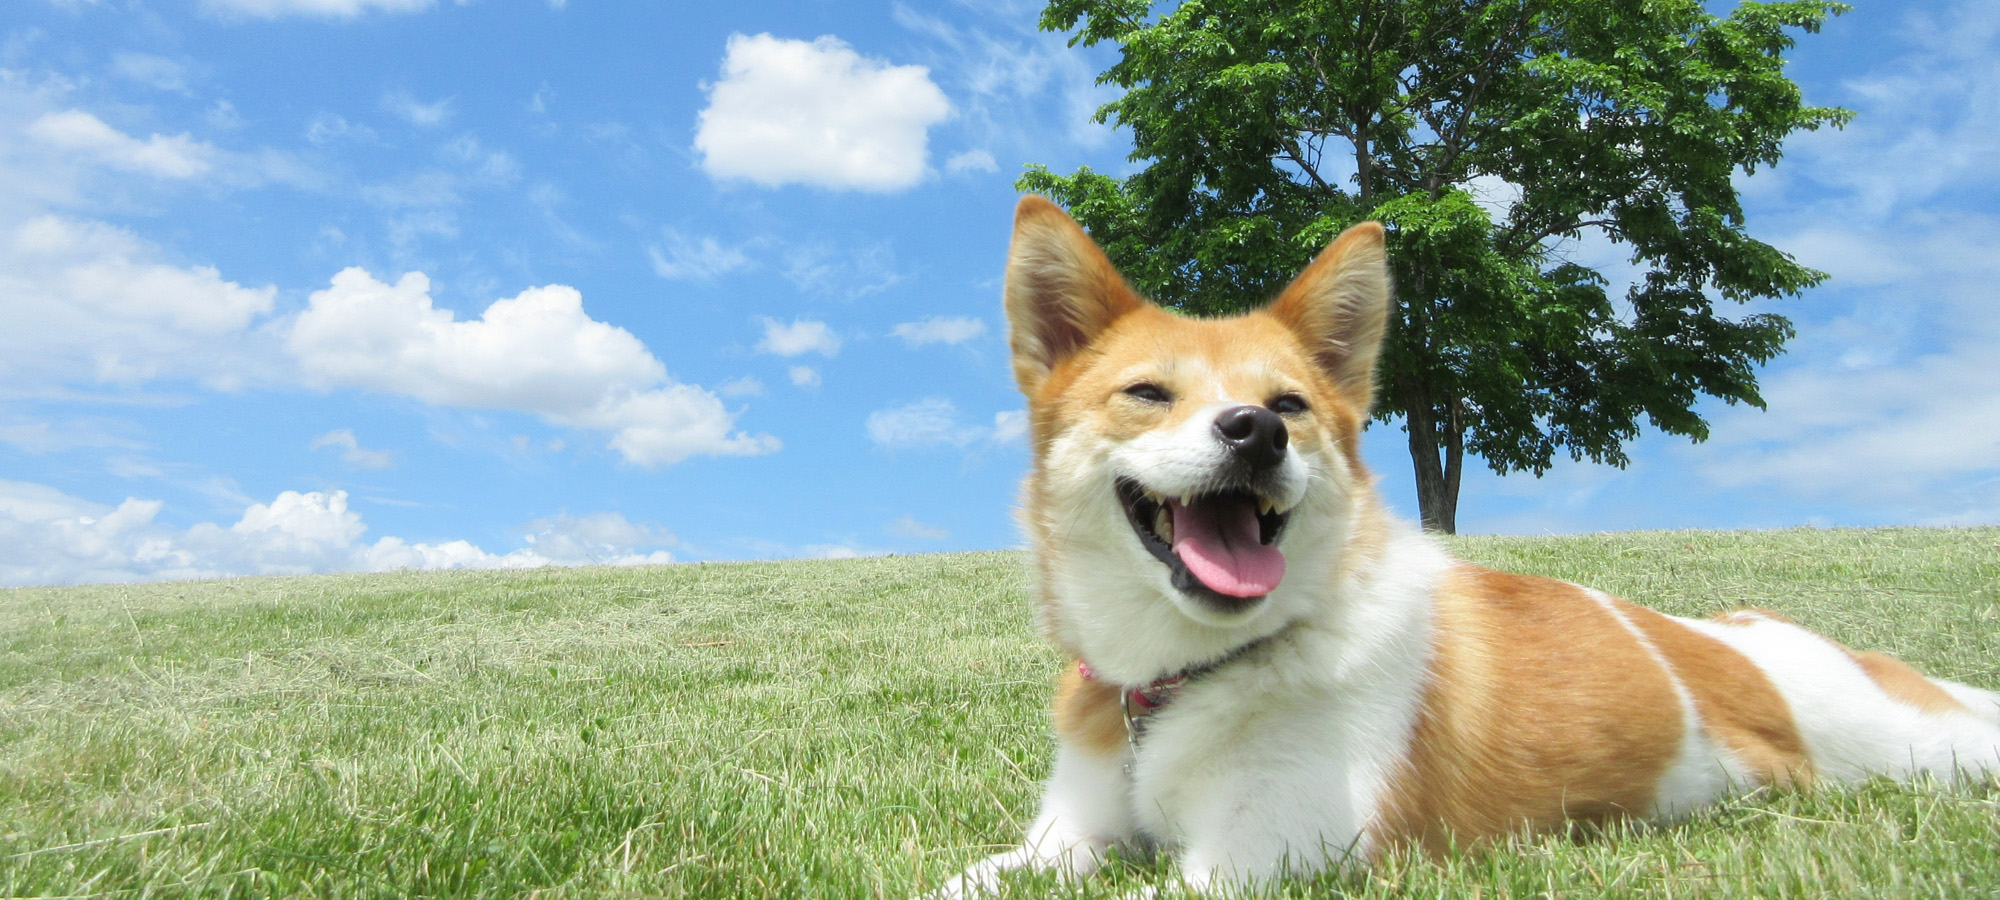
xmin=2 ymin=528 xmax=1997 ymax=898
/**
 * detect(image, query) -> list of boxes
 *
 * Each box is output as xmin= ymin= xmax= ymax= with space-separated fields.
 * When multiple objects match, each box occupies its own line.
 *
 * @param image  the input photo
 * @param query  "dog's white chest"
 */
xmin=1122 ymin=678 xmax=1416 ymax=869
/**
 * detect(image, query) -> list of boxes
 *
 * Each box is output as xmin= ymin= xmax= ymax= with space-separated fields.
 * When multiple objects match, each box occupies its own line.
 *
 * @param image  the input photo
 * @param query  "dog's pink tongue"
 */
xmin=1170 ymin=496 xmax=1285 ymax=598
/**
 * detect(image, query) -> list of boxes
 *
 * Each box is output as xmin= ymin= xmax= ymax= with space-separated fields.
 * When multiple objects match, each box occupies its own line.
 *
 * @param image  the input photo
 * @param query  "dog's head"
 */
xmin=1005 ymin=196 xmax=1390 ymax=677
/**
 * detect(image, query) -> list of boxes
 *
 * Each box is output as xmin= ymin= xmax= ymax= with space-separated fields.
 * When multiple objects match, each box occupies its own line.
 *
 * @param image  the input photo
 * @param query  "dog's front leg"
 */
xmin=1169 ymin=763 xmax=1367 ymax=894
xmin=932 ymin=741 xmax=1135 ymax=898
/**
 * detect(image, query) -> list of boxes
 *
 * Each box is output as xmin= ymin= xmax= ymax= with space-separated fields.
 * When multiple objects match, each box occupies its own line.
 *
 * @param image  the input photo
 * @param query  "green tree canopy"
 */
xmin=1022 ymin=0 xmax=1849 ymax=532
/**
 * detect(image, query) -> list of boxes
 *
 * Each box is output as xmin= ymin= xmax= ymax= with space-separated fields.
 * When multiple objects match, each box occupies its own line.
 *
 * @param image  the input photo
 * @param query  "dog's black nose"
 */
xmin=1214 ymin=405 xmax=1288 ymax=468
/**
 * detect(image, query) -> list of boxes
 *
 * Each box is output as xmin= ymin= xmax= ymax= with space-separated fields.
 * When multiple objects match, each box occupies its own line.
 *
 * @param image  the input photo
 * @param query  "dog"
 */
xmin=936 ymin=196 xmax=2000 ymax=895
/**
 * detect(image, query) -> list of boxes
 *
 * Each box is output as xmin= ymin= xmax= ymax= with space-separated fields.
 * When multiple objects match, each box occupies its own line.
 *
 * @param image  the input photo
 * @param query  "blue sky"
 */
xmin=1 ymin=0 xmax=1995 ymax=587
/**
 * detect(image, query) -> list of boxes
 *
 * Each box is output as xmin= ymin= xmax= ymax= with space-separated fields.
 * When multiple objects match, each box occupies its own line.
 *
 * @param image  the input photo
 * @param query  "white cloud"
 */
xmin=990 ymin=409 xmax=1028 ymax=445
xmin=1667 ymin=1 xmax=2000 ymax=526
xmin=755 ymin=316 xmax=841 ymax=357
xmin=288 ymin=268 xmax=778 ymax=466
xmin=716 ymin=375 xmax=766 ymax=398
xmin=1682 ymin=212 xmax=2000 ymax=524
xmin=0 ymin=482 xmax=407 ymax=584
xmin=508 ymin=434 xmax=566 ymax=455
xmin=649 ymin=229 xmax=752 ymax=280
xmin=200 ymin=0 xmax=434 ymax=20
xmin=206 ymin=101 xmax=244 ymax=131
xmin=0 ymin=480 xmax=187 ymax=586
xmin=890 ymin=4 xmax=1122 ymax=154
xmin=694 ymin=33 xmax=952 ymax=192
xmin=0 ymin=480 xmax=690 ymax=587
xmin=945 ymin=149 xmax=998 ymax=174
xmin=1774 ymin=3 xmax=2000 ymax=221
xmin=112 ymin=53 xmax=191 ymax=94
xmin=891 ymin=315 xmax=987 ymax=347
xmin=887 ymin=515 xmax=949 ymax=540
xmin=782 ymin=241 xmax=905 ymax=298
xmin=0 ymin=215 xmax=278 ymax=388
xmin=788 ymin=365 xmax=821 ymax=389
xmin=866 ymin=397 xmax=983 ymax=448
xmin=360 ymin=171 xmax=461 ymax=209
xmin=807 ymin=544 xmax=863 ymax=559
xmin=363 ymin=536 xmax=531 ymax=572
xmin=0 ymin=419 xmax=142 ymax=454
xmin=382 ymin=89 xmax=452 ymax=127
xmin=519 ymin=511 xmax=677 ymax=566
xmin=439 ymin=134 xmax=519 ymax=183
xmin=305 ymin=113 xmax=376 ymax=145
xmin=866 ymin=399 xmax=1029 ymax=450
xmin=310 ymin=428 xmax=394 ymax=469
xmin=28 ymin=110 xmax=216 ymax=179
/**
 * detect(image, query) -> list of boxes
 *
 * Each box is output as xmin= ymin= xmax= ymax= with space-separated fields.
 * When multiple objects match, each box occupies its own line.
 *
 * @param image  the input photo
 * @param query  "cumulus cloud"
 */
xmin=199 ymin=0 xmax=434 ymax=20
xmin=891 ymin=315 xmax=986 ymax=347
xmin=28 ymin=110 xmax=216 ymax=179
xmin=694 ymin=33 xmax=952 ymax=192
xmin=755 ymin=316 xmax=841 ymax=357
xmin=0 ymin=215 xmax=278 ymax=388
xmin=788 ymin=365 xmax=821 ymax=389
xmin=0 ymin=480 xmax=687 ymax=587
xmin=0 ymin=481 xmax=185 ymax=586
xmin=518 ymin=511 xmax=677 ymax=566
xmin=288 ymin=268 xmax=779 ymax=466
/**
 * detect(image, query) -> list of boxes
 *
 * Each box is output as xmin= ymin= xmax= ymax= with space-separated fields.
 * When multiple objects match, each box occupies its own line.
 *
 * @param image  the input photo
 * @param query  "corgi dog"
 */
xmin=937 ymin=196 xmax=2000 ymax=895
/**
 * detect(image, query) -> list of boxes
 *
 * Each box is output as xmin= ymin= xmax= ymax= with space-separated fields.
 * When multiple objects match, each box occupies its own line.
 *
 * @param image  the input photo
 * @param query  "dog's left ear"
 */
xmin=1003 ymin=196 xmax=1146 ymax=396
xmin=1267 ymin=222 xmax=1391 ymax=408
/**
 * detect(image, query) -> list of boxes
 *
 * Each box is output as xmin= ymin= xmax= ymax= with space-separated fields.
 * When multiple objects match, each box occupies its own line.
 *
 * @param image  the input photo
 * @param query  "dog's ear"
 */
xmin=1003 ymin=196 xmax=1146 ymax=395
xmin=1267 ymin=222 xmax=1391 ymax=409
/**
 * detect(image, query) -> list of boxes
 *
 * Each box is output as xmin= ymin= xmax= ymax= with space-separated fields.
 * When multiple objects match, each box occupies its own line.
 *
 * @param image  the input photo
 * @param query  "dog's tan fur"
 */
xmin=933 ymin=197 xmax=2000 ymax=896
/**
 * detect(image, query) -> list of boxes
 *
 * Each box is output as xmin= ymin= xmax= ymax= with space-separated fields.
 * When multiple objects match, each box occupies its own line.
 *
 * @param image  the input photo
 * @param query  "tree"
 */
xmin=1020 ymin=0 xmax=1849 ymax=533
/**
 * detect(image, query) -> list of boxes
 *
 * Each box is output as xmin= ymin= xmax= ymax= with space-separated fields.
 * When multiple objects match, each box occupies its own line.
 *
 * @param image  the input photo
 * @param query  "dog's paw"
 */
xmin=924 ymin=848 xmax=1034 ymax=900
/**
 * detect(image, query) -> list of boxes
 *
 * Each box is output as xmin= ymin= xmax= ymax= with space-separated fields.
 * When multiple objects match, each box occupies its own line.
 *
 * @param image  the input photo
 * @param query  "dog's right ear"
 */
xmin=1003 ymin=196 xmax=1145 ymax=395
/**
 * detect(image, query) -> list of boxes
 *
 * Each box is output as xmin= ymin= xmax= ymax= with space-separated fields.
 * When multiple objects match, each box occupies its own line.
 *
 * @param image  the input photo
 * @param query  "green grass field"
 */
xmin=3 ymin=528 xmax=1997 ymax=898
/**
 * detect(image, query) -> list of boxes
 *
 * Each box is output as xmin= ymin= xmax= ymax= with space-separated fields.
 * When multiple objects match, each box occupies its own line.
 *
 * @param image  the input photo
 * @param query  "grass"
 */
xmin=0 ymin=527 xmax=1995 ymax=898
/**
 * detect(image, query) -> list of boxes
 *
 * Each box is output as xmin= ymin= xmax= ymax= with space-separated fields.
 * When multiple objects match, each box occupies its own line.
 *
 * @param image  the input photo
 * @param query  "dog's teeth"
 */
xmin=1180 ymin=493 xmax=1192 ymax=507
xmin=1146 ymin=489 xmax=1164 ymax=505
xmin=1154 ymin=507 xmax=1173 ymax=544
xmin=1259 ymin=496 xmax=1274 ymax=516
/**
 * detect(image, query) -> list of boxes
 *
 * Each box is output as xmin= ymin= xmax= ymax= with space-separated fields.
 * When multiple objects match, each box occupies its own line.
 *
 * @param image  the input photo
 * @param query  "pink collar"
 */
xmin=1074 ymin=630 xmax=1289 ymax=758
xmin=1077 ymin=660 xmax=1186 ymax=718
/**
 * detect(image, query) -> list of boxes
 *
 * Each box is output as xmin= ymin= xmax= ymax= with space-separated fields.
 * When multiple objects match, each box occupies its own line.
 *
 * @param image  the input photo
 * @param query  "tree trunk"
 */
xmin=1397 ymin=375 xmax=1463 ymax=534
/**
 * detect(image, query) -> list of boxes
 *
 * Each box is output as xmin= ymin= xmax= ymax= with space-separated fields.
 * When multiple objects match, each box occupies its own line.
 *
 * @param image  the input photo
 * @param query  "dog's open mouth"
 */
xmin=1117 ymin=477 xmax=1291 ymax=605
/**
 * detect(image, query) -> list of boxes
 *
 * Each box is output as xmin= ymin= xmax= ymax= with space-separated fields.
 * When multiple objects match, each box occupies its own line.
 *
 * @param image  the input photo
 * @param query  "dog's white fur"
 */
xmin=934 ymin=198 xmax=2000 ymax=896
